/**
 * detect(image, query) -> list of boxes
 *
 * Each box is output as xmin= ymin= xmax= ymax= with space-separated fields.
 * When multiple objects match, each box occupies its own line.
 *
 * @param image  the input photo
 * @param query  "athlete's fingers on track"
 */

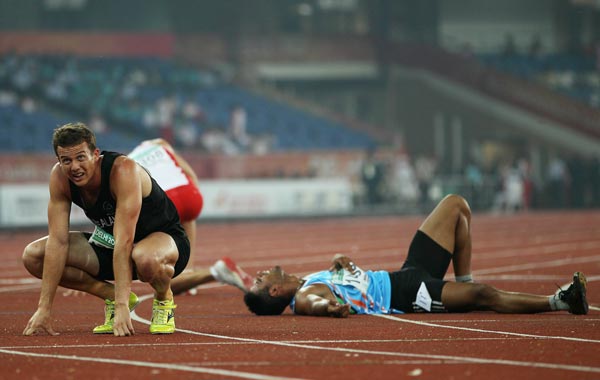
xmin=23 ymin=324 xmax=59 ymax=336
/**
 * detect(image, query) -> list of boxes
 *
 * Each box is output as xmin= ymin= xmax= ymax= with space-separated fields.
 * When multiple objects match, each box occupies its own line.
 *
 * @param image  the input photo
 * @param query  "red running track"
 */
xmin=0 ymin=210 xmax=599 ymax=380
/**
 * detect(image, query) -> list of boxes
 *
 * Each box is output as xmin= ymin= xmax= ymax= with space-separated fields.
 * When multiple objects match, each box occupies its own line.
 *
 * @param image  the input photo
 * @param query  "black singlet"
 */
xmin=68 ymin=151 xmax=186 ymax=242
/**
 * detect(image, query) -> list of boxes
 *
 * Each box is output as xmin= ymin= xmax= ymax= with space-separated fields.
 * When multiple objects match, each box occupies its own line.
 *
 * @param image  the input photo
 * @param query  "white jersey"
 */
xmin=128 ymin=143 xmax=189 ymax=191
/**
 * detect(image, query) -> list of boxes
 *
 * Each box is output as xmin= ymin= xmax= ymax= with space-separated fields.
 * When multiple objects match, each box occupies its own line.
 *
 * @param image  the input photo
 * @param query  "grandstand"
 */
xmin=0 ymin=0 xmax=599 ymax=217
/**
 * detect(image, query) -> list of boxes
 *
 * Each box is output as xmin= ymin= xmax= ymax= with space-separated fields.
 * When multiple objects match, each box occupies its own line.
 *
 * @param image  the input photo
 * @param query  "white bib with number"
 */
xmin=330 ymin=267 xmax=370 ymax=294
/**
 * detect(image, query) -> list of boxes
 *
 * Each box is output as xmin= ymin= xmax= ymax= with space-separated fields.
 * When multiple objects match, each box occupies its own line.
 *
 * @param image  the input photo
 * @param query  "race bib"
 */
xmin=331 ymin=266 xmax=370 ymax=294
xmin=88 ymin=226 xmax=115 ymax=249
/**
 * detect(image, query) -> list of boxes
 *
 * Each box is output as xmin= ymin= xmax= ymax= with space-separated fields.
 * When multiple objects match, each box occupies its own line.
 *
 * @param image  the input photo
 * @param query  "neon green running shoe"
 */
xmin=92 ymin=292 xmax=140 ymax=334
xmin=149 ymin=298 xmax=176 ymax=334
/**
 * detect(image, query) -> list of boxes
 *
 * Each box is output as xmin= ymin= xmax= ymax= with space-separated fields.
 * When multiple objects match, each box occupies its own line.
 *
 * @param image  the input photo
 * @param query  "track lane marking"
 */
xmin=0 ymin=349 xmax=307 ymax=380
xmin=130 ymin=295 xmax=600 ymax=375
xmin=0 ymin=336 xmax=534 ymax=350
xmin=372 ymin=314 xmax=600 ymax=343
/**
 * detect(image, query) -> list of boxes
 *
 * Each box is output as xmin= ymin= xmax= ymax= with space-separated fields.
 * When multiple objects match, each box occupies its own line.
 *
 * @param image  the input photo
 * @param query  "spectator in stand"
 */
xmin=174 ymin=118 xmax=199 ymax=149
xmin=528 ymin=34 xmax=543 ymax=58
xmin=360 ymin=147 xmax=386 ymax=206
xmin=229 ymin=104 xmax=251 ymax=153
xmin=88 ymin=112 xmax=108 ymax=135
xmin=464 ymin=161 xmax=483 ymax=210
xmin=546 ymin=156 xmax=569 ymax=209
xmin=414 ymin=154 xmax=437 ymax=209
xmin=389 ymin=152 xmax=419 ymax=204
xmin=502 ymin=33 xmax=517 ymax=56
xmin=492 ymin=162 xmax=524 ymax=214
xmin=517 ymin=157 xmax=534 ymax=211
xmin=200 ymin=126 xmax=240 ymax=155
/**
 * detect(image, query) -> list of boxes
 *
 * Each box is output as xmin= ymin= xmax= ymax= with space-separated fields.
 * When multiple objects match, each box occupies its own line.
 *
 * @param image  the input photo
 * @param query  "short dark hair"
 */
xmin=243 ymin=288 xmax=292 ymax=316
xmin=52 ymin=122 xmax=97 ymax=156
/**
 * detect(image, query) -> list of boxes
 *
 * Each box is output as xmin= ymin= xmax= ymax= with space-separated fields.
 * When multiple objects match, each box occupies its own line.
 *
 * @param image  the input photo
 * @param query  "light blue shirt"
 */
xmin=290 ymin=268 xmax=402 ymax=314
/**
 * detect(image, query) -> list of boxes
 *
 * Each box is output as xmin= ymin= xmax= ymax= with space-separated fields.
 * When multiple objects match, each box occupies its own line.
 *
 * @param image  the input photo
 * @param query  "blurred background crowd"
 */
xmin=1 ymin=0 xmax=599 ymax=215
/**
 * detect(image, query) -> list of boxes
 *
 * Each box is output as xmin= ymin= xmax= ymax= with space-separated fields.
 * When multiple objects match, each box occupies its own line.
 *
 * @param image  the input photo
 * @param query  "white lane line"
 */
xmin=0 ymin=278 xmax=40 ymax=284
xmin=373 ymin=314 xmax=600 ymax=343
xmin=0 ymin=337 xmax=530 ymax=351
xmin=473 ymin=255 xmax=600 ymax=275
xmin=474 ymin=241 xmax=600 ymax=260
xmin=148 ymin=323 xmax=600 ymax=374
xmin=0 ymin=349 xmax=307 ymax=380
xmin=0 ymin=284 xmax=41 ymax=293
xmin=129 ymin=294 xmax=600 ymax=375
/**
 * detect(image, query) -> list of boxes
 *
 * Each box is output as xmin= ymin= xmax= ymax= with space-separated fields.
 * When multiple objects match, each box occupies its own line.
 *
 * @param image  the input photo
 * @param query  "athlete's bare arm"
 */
xmin=293 ymin=283 xmax=351 ymax=318
xmin=23 ymin=164 xmax=72 ymax=336
xmin=109 ymin=156 xmax=145 ymax=336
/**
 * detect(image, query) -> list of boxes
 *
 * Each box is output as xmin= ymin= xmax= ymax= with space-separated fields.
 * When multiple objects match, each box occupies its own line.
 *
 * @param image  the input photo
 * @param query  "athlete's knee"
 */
xmin=22 ymin=240 xmax=45 ymax=277
xmin=132 ymin=247 xmax=174 ymax=282
xmin=131 ymin=248 xmax=158 ymax=282
xmin=469 ymin=283 xmax=500 ymax=308
xmin=441 ymin=194 xmax=471 ymax=220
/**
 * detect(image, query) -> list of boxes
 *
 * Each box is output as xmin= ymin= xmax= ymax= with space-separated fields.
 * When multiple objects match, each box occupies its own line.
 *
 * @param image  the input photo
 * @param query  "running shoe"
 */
xmin=92 ymin=292 xmax=140 ymax=334
xmin=210 ymin=257 xmax=254 ymax=292
xmin=149 ymin=298 xmax=176 ymax=334
xmin=557 ymin=272 xmax=588 ymax=315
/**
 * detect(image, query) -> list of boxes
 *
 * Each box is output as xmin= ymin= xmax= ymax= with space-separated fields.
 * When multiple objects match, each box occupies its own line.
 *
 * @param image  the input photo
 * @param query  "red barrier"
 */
xmin=0 ymin=32 xmax=174 ymax=57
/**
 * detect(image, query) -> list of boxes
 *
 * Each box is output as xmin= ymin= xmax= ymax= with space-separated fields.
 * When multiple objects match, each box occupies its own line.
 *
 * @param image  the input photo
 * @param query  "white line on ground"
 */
xmin=131 ymin=294 xmax=600 ymax=375
xmin=0 ymin=349 xmax=307 ymax=380
xmin=0 ymin=336 xmax=531 ymax=351
xmin=372 ymin=314 xmax=600 ymax=343
xmin=473 ymin=255 xmax=600 ymax=275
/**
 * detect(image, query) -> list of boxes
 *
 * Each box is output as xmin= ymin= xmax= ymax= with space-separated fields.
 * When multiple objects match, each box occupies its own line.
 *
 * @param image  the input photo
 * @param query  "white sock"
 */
xmin=455 ymin=274 xmax=473 ymax=283
xmin=548 ymin=294 xmax=569 ymax=311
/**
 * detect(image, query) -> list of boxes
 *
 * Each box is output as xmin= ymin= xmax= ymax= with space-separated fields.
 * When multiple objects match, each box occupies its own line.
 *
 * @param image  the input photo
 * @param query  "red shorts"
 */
xmin=166 ymin=180 xmax=203 ymax=222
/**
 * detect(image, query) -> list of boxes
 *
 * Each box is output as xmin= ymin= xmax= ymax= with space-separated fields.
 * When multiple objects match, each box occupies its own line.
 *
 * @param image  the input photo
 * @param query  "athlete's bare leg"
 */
xmin=441 ymin=282 xmax=552 ymax=313
xmin=132 ymin=232 xmax=178 ymax=301
xmin=420 ymin=195 xmax=554 ymax=313
xmin=171 ymin=268 xmax=214 ymax=295
xmin=169 ymin=219 xmax=218 ymax=294
xmin=181 ymin=219 xmax=196 ymax=268
xmin=417 ymin=194 xmax=472 ymax=278
xmin=22 ymin=232 xmax=114 ymax=300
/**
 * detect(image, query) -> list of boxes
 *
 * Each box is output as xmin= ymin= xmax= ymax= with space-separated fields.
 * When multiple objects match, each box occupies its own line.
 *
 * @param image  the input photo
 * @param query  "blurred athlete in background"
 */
xmin=128 ymin=138 xmax=253 ymax=295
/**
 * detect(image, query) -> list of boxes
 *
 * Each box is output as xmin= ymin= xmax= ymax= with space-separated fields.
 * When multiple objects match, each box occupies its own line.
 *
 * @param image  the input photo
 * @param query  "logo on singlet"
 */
xmin=102 ymin=201 xmax=115 ymax=214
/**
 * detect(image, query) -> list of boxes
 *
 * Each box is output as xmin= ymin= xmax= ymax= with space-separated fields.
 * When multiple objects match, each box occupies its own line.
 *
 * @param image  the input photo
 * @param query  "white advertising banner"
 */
xmin=0 ymin=179 xmax=353 ymax=227
xmin=0 ymin=184 xmax=89 ymax=228
xmin=199 ymin=179 xmax=353 ymax=218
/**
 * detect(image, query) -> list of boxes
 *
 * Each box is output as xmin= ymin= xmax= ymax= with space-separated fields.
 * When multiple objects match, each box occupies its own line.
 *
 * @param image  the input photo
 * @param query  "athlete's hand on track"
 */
xmin=113 ymin=304 xmax=135 ymax=336
xmin=23 ymin=308 xmax=59 ymax=336
xmin=327 ymin=300 xmax=351 ymax=318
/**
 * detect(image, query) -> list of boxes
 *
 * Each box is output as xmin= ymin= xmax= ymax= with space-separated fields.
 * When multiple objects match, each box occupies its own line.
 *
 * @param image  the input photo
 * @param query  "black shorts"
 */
xmin=84 ymin=231 xmax=190 ymax=281
xmin=388 ymin=230 xmax=452 ymax=313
